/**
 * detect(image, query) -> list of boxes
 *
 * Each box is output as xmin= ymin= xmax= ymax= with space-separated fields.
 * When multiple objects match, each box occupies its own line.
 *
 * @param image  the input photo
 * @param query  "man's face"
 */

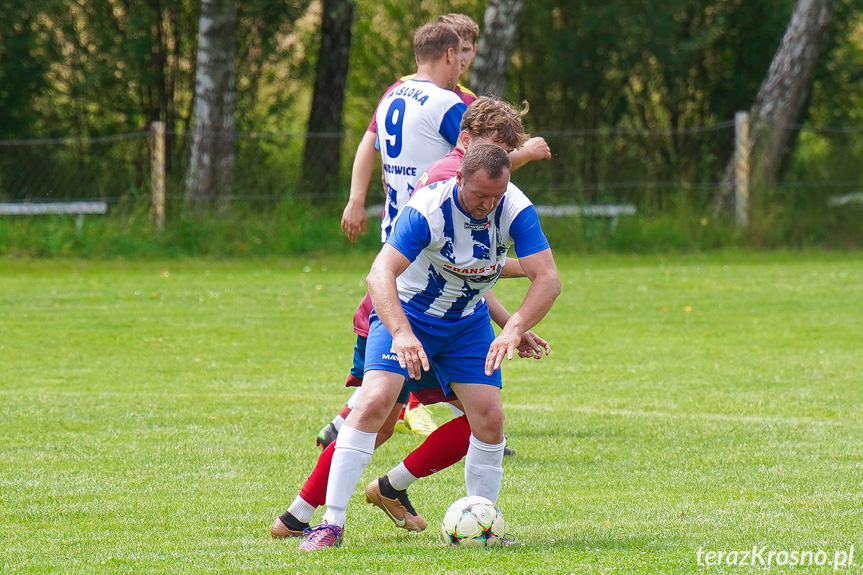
xmin=445 ymin=46 xmax=463 ymax=90
xmin=458 ymin=38 xmax=478 ymax=77
xmin=456 ymin=167 xmax=509 ymax=220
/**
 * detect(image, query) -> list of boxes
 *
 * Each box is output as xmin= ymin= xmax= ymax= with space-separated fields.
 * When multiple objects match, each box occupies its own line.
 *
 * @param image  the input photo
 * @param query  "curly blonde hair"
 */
xmin=460 ymin=96 xmax=531 ymax=150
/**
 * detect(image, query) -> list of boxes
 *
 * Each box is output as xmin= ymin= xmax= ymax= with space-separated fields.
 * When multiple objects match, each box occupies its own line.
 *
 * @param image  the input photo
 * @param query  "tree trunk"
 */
xmin=187 ymin=0 xmax=237 ymax=210
xmin=715 ymin=0 xmax=834 ymax=212
xmin=301 ymin=0 xmax=354 ymax=201
xmin=468 ymin=0 xmax=525 ymax=99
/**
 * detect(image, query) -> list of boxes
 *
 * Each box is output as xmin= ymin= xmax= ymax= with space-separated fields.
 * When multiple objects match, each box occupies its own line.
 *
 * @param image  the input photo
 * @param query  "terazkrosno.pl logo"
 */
xmin=696 ymin=546 xmax=854 ymax=569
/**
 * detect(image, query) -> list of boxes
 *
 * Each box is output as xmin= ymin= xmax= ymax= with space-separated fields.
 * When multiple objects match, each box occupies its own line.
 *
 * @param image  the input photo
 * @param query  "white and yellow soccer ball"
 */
xmin=441 ymin=495 xmax=505 ymax=547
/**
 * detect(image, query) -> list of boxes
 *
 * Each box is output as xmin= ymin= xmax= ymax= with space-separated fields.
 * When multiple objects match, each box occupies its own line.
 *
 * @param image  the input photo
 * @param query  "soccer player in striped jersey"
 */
xmin=341 ymin=13 xmax=550 ymax=244
xmin=362 ymin=97 xmax=553 ymax=532
xmin=298 ymin=144 xmax=560 ymax=550
xmin=270 ymin=98 xmax=548 ymax=542
xmin=326 ymin=15 xmax=481 ymax=442
xmin=319 ymin=14 xmax=552 ymax=446
xmin=340 ymin=14 xmax=481 ymax=246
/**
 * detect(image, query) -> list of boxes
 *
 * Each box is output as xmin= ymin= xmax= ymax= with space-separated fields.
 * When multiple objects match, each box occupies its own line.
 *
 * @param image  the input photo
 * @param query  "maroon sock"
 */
xmin=299 ymin=440 xmax=335 ymax=507
xmin=403 ymin=415 xmax=470 ymax=477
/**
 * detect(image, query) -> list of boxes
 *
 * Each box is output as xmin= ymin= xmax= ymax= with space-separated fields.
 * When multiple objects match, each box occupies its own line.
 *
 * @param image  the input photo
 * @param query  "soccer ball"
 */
xmin=441 ymin=495 xmax=505 ymax=547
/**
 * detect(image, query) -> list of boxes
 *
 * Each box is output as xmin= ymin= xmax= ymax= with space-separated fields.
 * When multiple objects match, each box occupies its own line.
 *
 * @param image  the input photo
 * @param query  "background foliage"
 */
xmin=1 ymin=0 xmax=863 ymax=252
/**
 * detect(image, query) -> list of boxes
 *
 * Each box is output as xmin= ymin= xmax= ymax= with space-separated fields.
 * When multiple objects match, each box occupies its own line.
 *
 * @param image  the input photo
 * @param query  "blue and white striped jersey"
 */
xmin=374 ymin=78 xmax=466 ymax=242
xmin=387 ymin=177 xmax=550 ymax=320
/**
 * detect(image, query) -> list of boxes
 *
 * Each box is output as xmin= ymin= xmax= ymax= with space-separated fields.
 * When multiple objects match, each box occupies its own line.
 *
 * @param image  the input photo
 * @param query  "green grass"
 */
xmin=2 ymin=252 xmax=862 ymax=574
xmin=2 ymin=196 xmax=862 ymax=258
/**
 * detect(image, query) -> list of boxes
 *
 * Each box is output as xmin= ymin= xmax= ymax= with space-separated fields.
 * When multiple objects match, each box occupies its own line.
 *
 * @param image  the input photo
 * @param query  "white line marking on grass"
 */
xmin=505 ymin=404 xmax=859 ymax=427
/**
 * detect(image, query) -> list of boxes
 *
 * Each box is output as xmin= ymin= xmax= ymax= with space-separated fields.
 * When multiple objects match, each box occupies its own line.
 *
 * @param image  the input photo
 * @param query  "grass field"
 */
xmin=2 ymin=252 xmax=862 ymax=574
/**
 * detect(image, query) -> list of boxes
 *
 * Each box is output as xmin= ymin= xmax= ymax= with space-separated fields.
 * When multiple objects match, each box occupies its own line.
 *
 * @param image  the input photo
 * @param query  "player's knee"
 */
xmin=351 ymin=400 xmax=391 ymax=424
xmin=480 ymin=404 xmax=504 ymax=428
xmin=469 ymin=409 xmax=504 ymax=442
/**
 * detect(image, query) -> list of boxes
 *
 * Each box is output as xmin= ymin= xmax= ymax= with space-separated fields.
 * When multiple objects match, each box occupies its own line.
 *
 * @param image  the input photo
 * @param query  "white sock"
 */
xmin=449 ymin=403 xmax=464 ymax=417
xmin=332 ymin=388 xmax=363 ymax=431
xmin=322 ymin=424 xmax=376 ymax=527
xmin=387 ymin=462 xmax=419 ymax=491
xmin=287 ymin=496 xmax=316 ymax=524
xmin=464 ymin=434 xmax=505 ymax=503
xmin=346 ymin=387 xmax=362 ymax=409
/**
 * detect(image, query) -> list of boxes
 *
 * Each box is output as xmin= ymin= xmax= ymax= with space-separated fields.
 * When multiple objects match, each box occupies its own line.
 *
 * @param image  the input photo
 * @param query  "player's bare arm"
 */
xmin=341 ymin=130 xmax=378 ymax=242
xmin=499 ymin=257 xmax=526 ymax=278
xmin=485 ymin=247 xmax=561 ymax=375
xmin=485 ymin=289 xmax=550 ymax=359
xmin=366 ymin=244 xmax=430 ymax=380
xmin=509 ymin=136 xmax=552 ymax=171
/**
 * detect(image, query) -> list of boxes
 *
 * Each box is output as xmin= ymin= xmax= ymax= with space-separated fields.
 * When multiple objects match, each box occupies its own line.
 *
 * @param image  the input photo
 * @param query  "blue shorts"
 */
xmin=364 ymin=304 xmax=501 ymax=398
xmin=349 ymin=334 xmax=455 ymax=404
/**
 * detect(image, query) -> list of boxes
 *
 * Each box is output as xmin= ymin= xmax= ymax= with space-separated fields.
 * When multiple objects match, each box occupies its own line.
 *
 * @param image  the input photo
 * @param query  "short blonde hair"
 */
xmin=413 ymin=22 xmax=460 ymax=64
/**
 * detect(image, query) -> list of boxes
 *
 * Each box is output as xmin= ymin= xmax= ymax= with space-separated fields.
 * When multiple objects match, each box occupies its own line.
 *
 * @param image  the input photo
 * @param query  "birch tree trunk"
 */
xmin=301 ymin=0 xmax=354 ymax=201
xmin=468 ymin=0 xmax=525 ymax=98
xmin=715 ymin=0 xmax=834 ymax=212
xmin=187 ymin=0 xmax=237 ymax=210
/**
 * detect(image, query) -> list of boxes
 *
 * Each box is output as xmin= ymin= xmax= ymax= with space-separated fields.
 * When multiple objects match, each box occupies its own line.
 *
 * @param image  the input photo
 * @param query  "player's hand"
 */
xmin=341 ymin=200 xmax=367 ymax=243
xmin=517 ymin=330 xmax=551 ymax=359
xmin=393 ymin=331 xmax=430 ymax=380
xmin=522 ymin=137 xmax=552 ymax=162
xmin=485 ymin=331 xmax=522 ymax=375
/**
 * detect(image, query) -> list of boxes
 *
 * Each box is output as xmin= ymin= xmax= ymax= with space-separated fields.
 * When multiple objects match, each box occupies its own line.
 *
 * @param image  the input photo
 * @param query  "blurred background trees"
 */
xmin=300 ymin=0 xmax=354 ymax=199
xmin=469 ymin=0 xmax=524 ymax=98
xmin=1 ymin=0 xmax=862 ymax=215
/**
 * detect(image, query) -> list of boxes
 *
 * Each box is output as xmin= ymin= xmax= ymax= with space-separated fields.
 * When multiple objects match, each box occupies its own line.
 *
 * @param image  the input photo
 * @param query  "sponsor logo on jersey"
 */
xmin=464 ymin=274 xmax=497 ymax=283
xmin=443 ymin=263 xmax=498 ymax=276
xmin=464 ymin=221 xmax=491 ymax=231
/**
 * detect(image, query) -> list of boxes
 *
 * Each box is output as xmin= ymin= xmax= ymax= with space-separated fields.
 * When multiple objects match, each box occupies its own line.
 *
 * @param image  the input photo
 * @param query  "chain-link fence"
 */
xmin=0 ymin=133 xmax=151 ymax=204
xmin=1 ymin=120 xmax=861 ymax=216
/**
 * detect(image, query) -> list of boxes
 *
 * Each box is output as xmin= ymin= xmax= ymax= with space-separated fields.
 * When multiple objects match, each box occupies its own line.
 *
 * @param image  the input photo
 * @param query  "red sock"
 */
xmin=337 ymin=404 xmax=351 ymax=419
xmin=299 ymin=440 xmax=335 ymax=507
xmin=403 ymin=415 xmax=470 ymax=477
xmin=406 ymin=394 xmax=421 ymax=411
